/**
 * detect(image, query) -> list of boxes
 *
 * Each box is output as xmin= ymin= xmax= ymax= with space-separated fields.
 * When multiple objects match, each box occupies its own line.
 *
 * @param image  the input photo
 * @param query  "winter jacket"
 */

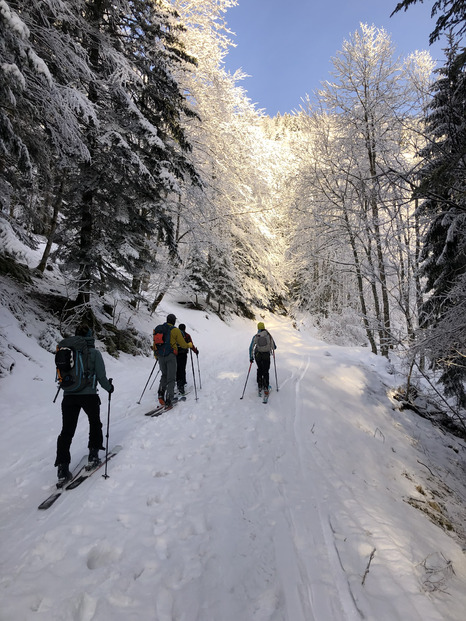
xmin=249 ymin=329 xmax=277 ymax=361
xmin=168 ymin=324 xmax=193 ymax=355
xmin=77 ymin=336 xmax=113 ymax=394
xmin=177 ymin=330 xmax=192 ymax=357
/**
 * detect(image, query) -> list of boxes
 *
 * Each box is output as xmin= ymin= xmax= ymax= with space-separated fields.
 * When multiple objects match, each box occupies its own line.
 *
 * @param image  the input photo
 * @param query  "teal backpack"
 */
xmin=55 ymin=336 xmax=93 ymax=392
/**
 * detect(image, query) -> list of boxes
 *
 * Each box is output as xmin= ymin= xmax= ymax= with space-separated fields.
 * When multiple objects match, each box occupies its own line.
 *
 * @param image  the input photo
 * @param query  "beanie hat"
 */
xmin=167 ymin=313 xmax=176 ymax=325
xmin=76 ymin=323 xmax=92 ymax=337
xmin=179 ymin=323 xmax=186 ymax=331
xmin=257 ymin=322 xmax=265 ymax=330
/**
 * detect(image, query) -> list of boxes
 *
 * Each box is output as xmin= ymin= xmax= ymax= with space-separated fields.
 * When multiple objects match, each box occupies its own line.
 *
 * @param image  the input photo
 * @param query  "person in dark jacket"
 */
xmin=176 ymin=323 xmax=199 ymax=394
xmin=249 ymin=321 xmax=276 ymax=397
xmin=54 ymin=323 xmax=114 ymax=482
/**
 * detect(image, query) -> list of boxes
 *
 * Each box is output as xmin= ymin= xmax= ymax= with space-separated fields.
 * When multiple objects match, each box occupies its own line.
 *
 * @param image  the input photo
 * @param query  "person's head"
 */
xmin=179 ymin=323 xmax=186 ymax=331
xmin=257 ymin=322 xmax=265 ymax=331
xmin=75 ymin=323 xmax=92 ymax=337
xmin=167 ymin=313 xmax=176 ymax=325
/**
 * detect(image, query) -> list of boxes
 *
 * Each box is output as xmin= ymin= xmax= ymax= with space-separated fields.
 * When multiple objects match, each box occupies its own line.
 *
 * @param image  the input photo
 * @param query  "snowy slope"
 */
xmin=1 ymin=275 xmax=466 ymax=620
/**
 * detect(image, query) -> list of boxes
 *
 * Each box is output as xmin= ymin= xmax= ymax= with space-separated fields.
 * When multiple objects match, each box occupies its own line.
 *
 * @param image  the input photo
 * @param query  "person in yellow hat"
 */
xmin=249 ymin=322 xmax=276 ymax=398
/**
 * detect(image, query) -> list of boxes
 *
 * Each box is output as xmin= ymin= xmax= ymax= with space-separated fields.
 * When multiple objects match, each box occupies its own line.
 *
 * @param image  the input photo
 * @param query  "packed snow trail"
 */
xmin=1 ymin=307 xmax=466 ymax=621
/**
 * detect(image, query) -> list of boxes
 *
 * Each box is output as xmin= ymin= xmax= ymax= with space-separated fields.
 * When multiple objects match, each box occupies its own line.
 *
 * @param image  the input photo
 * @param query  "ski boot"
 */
xmin=57 ymin=463 xmax=72 ymax=484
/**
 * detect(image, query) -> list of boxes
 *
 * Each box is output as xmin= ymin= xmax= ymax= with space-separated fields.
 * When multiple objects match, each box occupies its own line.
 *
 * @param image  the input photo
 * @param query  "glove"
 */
xmin=108 ymin=378 xmax=114 ymax=394
xmin=250 ymin=358 xmax=254 ymax=364
xmin=193 ymin=347 xmax=199 ymax=356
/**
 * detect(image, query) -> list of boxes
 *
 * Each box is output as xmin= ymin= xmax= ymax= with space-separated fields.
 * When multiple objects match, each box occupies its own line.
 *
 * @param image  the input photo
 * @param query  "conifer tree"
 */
xmin=57 ymin=0 xmax=199 ymax=303
xmin=415 ymin=39 xmax=466 ymax=405
xmin=0 ymin=1 xmax=90 ymax=221
xmin=1 ymin=0 xmax=200 ymax=304
xmin=392 ymin=1 xmax=466 ymax=48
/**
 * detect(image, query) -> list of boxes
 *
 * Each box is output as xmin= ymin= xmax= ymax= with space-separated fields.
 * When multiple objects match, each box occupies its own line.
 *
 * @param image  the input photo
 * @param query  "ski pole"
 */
xmin=196 ymin=353 xmax=202 ymax=389
xmin=240 ymin=361 xmax=253 ymax=400
xmin=149 ymin=367 xmax=161 ymax=391
xmin=53 ymin=386 xmax=61 ymax=403
xmin=190 ymin=349 xmax=198 ymax=400
xmin=273 ymin=350 xmax=279 ymax=391
xmin=103 ymin=379 xmax=112 ymax=479
xmin=137 ymin=359 xmax=158 ymax=403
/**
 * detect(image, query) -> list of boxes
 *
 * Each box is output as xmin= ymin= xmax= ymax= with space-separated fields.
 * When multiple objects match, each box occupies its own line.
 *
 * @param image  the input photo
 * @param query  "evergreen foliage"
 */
xmin=415 ymin=39 xmax=466 ymax=405
xmin=392 ymin=1 xmax=466 ymax=46
xmin=1 ymin=0 xmax=200 ymax=303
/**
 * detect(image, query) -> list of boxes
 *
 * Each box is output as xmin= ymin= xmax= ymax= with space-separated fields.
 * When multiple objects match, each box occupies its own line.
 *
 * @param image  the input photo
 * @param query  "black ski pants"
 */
xmin=55 ymin=394 xmax=103 ymax=466
xmin=176 ymin=352 xmax=188 ymax=390
xmin=255 ymin=351 xmax=271 ymax=391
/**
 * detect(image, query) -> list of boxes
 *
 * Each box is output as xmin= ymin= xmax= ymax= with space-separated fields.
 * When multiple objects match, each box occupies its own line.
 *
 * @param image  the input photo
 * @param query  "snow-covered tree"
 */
xmin=169 ymin=0 xmax=289 ymax=315
xmin=289 ymin=24 xmax=433 ymax=355
xmin=414 ymin=39 xmax=466 ymax=406
xmin=57 ymin=0 xmax=200 ymax=303
xmin=0 ymin=0 xmax=91 ymax=223
xmin=1 ymin=0 xmax=201 ymax=307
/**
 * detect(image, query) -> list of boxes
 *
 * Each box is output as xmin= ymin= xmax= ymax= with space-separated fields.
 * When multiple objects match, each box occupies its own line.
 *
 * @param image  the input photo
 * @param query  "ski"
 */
xmin=150 ymin=396 xmax=186 ymax=417
xmin=144 ymin=406 xmax=164 ymax=416
xmin=66 ymin=445 xmax=122 ymax=489
xmin=144 ymin=396 xmax=186 ymax=417
xmin=38 ymin=456 xmax=89 ymax=509
xmin=38 ymin=445 xmax=122 ymax=510
xmin=262 ymin=386 xmax=271 ymax=404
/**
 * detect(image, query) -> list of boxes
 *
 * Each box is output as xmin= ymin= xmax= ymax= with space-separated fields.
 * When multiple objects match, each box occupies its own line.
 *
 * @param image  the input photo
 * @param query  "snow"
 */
xmin=0 ymin=1 xmax=30 ymax=39
xmin=1 ymin=270 xmax=466 ymax=620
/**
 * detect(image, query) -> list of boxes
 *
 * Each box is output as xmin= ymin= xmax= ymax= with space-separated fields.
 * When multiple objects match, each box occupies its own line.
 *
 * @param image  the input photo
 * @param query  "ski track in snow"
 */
xmin=1 ymin=309 xmax=466 ymax=621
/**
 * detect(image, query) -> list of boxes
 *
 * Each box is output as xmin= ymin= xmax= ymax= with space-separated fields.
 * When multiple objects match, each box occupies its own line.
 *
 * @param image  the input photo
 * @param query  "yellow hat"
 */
xmin=257 ymin=322 xmax=265 ymax=330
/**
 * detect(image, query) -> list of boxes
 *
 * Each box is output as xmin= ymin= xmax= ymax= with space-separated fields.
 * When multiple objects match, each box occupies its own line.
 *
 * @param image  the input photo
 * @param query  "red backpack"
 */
xmin=153 ymin=323 xmax=173 ymax=356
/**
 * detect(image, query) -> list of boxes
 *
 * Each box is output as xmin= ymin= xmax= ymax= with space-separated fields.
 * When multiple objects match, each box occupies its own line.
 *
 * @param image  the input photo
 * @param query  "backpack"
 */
xmin=55 ymin=336 xmax=93 ymax=393
xmin=255 ymin=330 xmax=272 ymax=353
xmin=153 ymin=323 xmax=174 ymax=357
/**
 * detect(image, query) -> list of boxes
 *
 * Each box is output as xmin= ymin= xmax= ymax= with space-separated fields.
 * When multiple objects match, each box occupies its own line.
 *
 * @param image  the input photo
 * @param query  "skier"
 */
xmin=156 ymin=314 xmax=194 ymax=406
xmin=249 ymin=322 xmax=277 ymax=398
xmin=176 ymin=323 xmax=199 ymax=395
xmin=54 ymin=323 xmax=114 ymax=483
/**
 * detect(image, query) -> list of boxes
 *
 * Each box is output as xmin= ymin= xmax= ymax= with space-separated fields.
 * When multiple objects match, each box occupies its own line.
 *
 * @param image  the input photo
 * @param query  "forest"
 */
xmin=1 ymin=0 xmax=465 ymax=423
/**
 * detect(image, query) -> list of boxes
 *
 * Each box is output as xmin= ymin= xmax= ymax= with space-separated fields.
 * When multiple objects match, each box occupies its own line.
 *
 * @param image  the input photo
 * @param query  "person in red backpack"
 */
xmin=155 ymin=314 xmax=193 ymax=406
xmin=176 ymin=323 xmax=199 ymax=395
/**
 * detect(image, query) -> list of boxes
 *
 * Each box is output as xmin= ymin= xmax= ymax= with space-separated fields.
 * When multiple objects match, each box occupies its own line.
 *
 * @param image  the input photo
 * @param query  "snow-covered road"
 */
xmin=1 ymin=302 xmax=466 ymax=620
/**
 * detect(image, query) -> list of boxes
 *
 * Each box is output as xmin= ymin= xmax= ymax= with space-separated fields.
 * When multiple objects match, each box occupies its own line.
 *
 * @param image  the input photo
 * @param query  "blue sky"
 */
xmin=223 ymin=0 xmax=445 ymax=116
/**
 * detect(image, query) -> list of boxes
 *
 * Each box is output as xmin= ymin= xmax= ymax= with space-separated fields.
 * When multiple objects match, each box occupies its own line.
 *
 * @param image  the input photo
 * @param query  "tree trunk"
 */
xmin=364 ymin=110 xmax=391 ymax=357
xmin=76 ymin=188 xmax=93 ymax=305
xmin=344 ymin=211 xmax=378 ymax=354
xmin=370 ymin=193 xmax=391 ymax=356
xmin=37 ymin=173 xmax=67 ymax=273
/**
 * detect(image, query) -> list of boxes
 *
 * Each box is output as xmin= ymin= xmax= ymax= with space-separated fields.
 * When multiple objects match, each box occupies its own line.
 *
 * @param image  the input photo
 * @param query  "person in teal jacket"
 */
xmin=54 ymin=323 xmax=114 ymax=482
